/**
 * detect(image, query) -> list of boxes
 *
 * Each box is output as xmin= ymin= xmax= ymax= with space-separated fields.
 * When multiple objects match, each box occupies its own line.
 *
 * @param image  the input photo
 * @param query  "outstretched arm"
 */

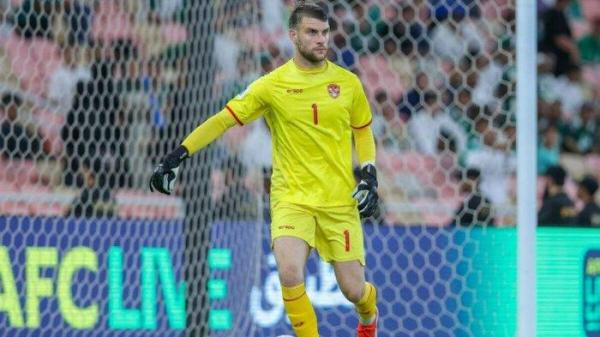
xmin=352 ymin=126 xmax=376 ymax=167
xmin=149 ymin=109 xmax=237 ymax=195
xmin=181 ymin=109 xmax=238 ymax=155
xmin=149 ymin=73 xmax=270 ymax=195
xmin=352 ymin=126 xmax=378 ymax=218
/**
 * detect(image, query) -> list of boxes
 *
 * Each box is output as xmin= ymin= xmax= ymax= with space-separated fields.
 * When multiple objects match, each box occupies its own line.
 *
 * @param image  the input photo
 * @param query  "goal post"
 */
xmin=515 ymin=0 xmax=537 ymax=336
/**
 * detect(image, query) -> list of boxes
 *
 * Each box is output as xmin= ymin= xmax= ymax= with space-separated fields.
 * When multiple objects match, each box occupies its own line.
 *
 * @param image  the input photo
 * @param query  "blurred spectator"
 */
xmin=214 ymin=23 xmax=242 ymax=83
xmin=436 ymin=129 xmax=461 ymax=179
xmin=67 ymin=157 xmax=116 ymax=218
xmin=14 ymin=0 xmax=54 ymax=40
xmin=383 ymin=37 xmax=414 ymax=90
xmin=47 ymin=45 xmax=92 ymax=114
xmin=454 ymin=101 xmax=484 ymax=152
xmin=152 ymin=0 xmax=184 ymax=20
xmin=575 ymin=175 xmax=600 ymax=227
xmin=331 ymin=2 xmax=354 ymax=25
xmin=498 ymin=8 xmax=516 ymax=53
xmin=391 ymin=3 xmax=428 ymax=56
xmin=63 ymin=0 xmax=92 ymax=45
xmin=142 ymin=57 xmax=166 ymax=129
xmin=357 ymin=53 xmax=404 ymax=103
xmin=449 ymin=168 xmax=495 ymax=227
xmin=211 ymin=154 xmax=257 ymax=221
xmin=0 ymin=93 xmax=47 ymax=160
xmin=398 ymin=72 xmax=430 ymax=120
xmin=562 ymin=102 xmax=598 ymax=154
xmin=538 ymin=99 xmax=569 ymax=137
xmin=503 ymin=122 xmax=517 ymax=152
xmin=61 ymin=58 xmax=130 ymax=188
xmin=409 ymin=90 xmax=466 ymax=155
xmin=453 ymin=88 xmax=474 ymax=114
xmin=539 ymin=0 xmax=579 ymax=76
xmin=472 ymin=53 xmax=508 ymax=107
xmin=494 ymin=74 xmax=516 ymax=114
xmin=537 ymin=52 xmax=561 ymax=102
xmin=537 ymin=124 xmax=560 ymax=174
xmin=437 ymin=129 xmax=458 ymax=156
xmin=260 ymin=0 xmax=286 ymax=34
xmin=538 ymin=165 xmax=577 ymax=226
xmin=465 ymin=129 xmax=516 ymax=205
xmin=0 ymin=2 xmax=12 ymax=38
xmin=592 ymin=131 xmax=600 ymax=155
xmin=430 ymin=11 xmax=487 ymax=64
xmin=240 ymin=119 xmax=272 ymax=170
xmin=372 ymin=90 xmax=411 ymax=150
xmin=329 ymin=32 xmax=356 ymax=68
xmin=552 ymin=64 xmax=586 ymax=121
xmin=577 ymin=18 xmax=600 ymax=64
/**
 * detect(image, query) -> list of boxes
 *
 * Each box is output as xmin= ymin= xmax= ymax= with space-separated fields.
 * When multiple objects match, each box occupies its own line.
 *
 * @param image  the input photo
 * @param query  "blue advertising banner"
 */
xmin=209 ymin=222 xmax=517 ymax=337
xmin=4 ymin=216 xmax=597 ymax=336
xmin=1 ymin=216 xmax=522 ymax=337
xmin=0 ymin=216 xmax=185 ymax=337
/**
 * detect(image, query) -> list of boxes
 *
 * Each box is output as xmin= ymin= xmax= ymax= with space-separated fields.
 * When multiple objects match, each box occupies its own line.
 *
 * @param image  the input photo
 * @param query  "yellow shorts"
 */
xmin=271 ymin=202 xmax=365 ymax=265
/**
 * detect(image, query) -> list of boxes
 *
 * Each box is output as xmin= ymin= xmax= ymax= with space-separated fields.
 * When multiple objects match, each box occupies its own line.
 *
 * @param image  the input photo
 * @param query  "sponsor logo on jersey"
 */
xmin=286 ymin=88 xmax=303 ymax=94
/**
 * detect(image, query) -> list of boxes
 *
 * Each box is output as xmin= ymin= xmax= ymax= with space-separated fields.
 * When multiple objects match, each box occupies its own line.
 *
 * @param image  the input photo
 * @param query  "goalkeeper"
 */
xmin=150 ymin=3 xmax=379 ymax=336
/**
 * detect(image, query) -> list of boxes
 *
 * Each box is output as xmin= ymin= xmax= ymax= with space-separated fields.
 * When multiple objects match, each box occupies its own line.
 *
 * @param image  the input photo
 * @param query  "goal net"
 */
xmin=0 ymin=1 xmax=518 ymax=337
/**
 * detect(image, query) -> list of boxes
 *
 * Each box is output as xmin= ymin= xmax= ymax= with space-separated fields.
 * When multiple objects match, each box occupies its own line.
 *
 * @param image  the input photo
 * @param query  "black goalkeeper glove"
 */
xmin=352 ymin=164 xmax=379 ymax=218
xmin=149 ymin=146 xmax=188 ymax=195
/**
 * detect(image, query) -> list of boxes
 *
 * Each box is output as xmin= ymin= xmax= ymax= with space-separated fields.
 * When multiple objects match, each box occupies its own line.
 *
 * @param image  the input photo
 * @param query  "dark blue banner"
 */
xmin=0 ymin=216 xmax=517 ymax=337
xmin=0 ymin=216 xmax=185 ymax=337
xmin=209 ymin=222 xmax=517 ymax=337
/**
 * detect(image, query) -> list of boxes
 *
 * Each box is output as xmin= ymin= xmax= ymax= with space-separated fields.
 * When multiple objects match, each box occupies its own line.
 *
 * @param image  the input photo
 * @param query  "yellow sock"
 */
xmin=281 ymin=283 xmax=319 ymax=337
xmin=355 ymin=282 xmax=378 ymax=324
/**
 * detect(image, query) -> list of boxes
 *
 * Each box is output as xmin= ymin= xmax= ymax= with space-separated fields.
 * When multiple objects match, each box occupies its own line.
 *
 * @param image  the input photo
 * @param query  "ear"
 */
xmin=289 ymin=28 xmax=297 ymax=43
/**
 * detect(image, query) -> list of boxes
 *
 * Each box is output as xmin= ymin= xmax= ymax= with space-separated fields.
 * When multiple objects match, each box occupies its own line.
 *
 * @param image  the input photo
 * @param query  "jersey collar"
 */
xmin=291 ymin=58 xmax=329 ymax=74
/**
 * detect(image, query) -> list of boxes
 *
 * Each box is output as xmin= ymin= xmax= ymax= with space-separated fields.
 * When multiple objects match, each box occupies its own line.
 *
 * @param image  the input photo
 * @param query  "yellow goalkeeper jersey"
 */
xmin=225 ymin=59 xmax=373 ymax=207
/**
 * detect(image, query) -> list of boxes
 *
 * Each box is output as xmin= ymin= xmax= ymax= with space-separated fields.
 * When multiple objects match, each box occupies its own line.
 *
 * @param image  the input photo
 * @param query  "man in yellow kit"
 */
xmin=150 ymin=3 xmax=379 ymax=336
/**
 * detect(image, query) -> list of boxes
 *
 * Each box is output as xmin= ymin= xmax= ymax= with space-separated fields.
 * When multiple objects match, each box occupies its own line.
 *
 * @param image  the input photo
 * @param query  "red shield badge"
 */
xmin=327 ymin=83 xmax=340 ymax=99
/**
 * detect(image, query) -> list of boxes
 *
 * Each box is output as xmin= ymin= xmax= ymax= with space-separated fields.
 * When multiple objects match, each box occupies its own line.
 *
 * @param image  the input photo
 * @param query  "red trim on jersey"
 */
xmin=225 ymin=105 xmax=244 ymax=126
xmin=351 ymin=119 xmax=372 ymax=130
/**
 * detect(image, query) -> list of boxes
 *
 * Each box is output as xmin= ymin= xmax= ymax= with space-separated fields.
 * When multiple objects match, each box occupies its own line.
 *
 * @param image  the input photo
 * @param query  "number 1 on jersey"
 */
xmin=344 ymin=230 xmax=350 ymax=252
xmin=312 ymin=103 xmax=318 ymax=125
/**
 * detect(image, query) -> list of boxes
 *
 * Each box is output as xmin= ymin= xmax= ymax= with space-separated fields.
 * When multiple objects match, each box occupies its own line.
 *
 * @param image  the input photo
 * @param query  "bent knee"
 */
xmin=340 ymin=284 xmax=365 ymax=303
xmin=278 ymin=264 xmax=304 ymax=286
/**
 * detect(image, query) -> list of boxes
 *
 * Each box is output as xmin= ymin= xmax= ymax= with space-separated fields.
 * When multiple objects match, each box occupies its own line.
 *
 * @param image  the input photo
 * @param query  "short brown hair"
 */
xmin=288 ymin=2 xmax=327 ymax=29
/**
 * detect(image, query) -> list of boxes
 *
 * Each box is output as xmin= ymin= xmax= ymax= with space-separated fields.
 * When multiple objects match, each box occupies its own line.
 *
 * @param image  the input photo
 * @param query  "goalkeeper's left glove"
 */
xmin=149 ymin=145 xmax=188 ymax=195
xmin=352 ymin=164 xmax=379 ymax=218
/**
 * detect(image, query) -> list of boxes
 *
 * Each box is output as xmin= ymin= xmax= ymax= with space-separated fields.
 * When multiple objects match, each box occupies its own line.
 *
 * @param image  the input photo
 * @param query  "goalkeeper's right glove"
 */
xmin=149 ymin=145 xmax=188 ymax=195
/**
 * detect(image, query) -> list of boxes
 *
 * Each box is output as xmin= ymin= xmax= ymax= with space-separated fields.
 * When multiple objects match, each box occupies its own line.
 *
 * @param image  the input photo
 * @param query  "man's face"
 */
xmin=290 ymin=17 xmax=330 ymax=63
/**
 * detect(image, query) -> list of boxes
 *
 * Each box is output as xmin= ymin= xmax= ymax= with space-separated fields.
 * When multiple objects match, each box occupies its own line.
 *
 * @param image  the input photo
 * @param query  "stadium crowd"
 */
xmin=0 ymin=0 xmax=598 ymax=226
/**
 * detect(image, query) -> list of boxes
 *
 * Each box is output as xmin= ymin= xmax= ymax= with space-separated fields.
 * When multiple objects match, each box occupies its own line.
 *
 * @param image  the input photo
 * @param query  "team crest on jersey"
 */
xmin=327 ymin=83 xmax=340 ymax=98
